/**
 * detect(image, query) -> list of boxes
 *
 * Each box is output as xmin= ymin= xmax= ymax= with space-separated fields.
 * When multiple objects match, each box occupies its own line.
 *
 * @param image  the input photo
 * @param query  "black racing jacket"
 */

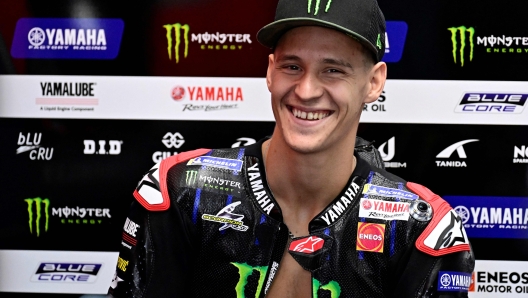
xmin=109 ymin=138 xmax=475 ymax=298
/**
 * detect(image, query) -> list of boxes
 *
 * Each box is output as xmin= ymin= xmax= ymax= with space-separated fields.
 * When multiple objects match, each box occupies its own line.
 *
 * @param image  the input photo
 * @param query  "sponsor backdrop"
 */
xmin=0 ymin=0 xmax=527 ymax=297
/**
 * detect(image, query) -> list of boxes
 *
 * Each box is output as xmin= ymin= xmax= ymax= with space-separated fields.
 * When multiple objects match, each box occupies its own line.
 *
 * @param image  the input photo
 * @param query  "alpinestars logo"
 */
xmin=289 ymin=236 xmax=324 ymax=253
xmin=163 ymin=23 xmax=252 ymax=63
xmin=202 ymin=201 xmax=249 ymax=232
xmin=307 ymin=0 xmax=333 ymax=15
xmin=377 ymin=136 xmax=406 ymax=168
xmin=436 ymin=139 xmax=479 ymax=167
xmin=423 ymin=210 xmax=469 ymax=251
xmin=514 ymin=145 xmax=528 ymax=163
xmin=25 ymin=197 xmax=50 ymax=237
xmin=152 ymin=132 xmax=185 ymax=163
xmin=17 ymin=132 xmax=54 ymax=160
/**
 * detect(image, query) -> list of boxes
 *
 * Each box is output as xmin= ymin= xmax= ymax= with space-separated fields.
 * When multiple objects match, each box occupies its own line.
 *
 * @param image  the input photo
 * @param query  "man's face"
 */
xmin=266 ymin=26 xmax=385 ymax=154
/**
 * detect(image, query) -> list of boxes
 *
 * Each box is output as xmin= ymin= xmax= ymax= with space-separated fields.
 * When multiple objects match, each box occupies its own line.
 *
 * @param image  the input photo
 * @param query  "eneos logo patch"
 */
xmin=356 ymin=222 xmax=385 ymax=253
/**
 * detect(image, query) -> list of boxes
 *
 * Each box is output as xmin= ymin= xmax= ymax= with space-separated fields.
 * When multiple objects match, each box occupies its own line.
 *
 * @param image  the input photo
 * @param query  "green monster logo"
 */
xmin=231 ymin=262 xmax=341 ymax=298
xmin=185 ymin=170 xmax=198 ymax=185
xmin=163 ymin=23 xmax=190 ymax=63
xmin=308 ymin=0 xmax=333 ymax=15
xmin=448 ymin=26 xmax=475 ymax=67
xmin=24 ymin=197 xmax=50 ymax=237
xmin=376 ymin=34 xmax=383 ymax=50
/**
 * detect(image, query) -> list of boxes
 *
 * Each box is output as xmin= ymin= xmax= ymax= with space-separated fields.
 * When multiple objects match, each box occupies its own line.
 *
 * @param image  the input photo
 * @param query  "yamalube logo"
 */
xmin=170 ymin=85 xmax=243 ymax=112
xmin=38 ymin=81 xmax=98 ymax=112
xmin=11 ymin=18 xmax=124 ymax=59
xmin=377 ymin=136 xmax=406 ymax=168
xmin=163 ymin=23 xmax=252 ymax=64
xmin=513 ymin=145 xmax=528 ymax=163
xmin=435 ymin=139 xmax=479 ymax=167
xmin=84 ymin=140 xmax=122 ymax=155
xmin=152 ymin=132 xmax=185 ymax=163
xmin=16 ymin=132 xmax=53 ymax=160
xmin=455 ymin=93 xmax=527 ymax=113
xmin=32 ymin=263 xmax=102 ymax=283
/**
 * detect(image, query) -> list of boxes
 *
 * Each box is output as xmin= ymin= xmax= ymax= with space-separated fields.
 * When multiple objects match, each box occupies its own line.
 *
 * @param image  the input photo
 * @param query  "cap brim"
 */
xmin=257 ymin=17 xmax=377 ymax=57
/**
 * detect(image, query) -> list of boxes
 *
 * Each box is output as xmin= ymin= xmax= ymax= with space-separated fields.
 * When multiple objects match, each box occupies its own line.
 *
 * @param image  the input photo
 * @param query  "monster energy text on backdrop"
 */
xmin=24 ymin=197 xmax=112 ymax=236
xmin=163 ymin=23 xmax=252 ymax=64
xmin=448 ymin=26 xmax=528 ymax=67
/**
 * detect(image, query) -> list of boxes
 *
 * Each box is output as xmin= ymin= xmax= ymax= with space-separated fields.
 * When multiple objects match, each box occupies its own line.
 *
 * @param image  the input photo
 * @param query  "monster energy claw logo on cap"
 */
xmin=25 ymin=197 xmax=50 ymax=237
xmin=307 ymin=0 xmax=333 ymax=15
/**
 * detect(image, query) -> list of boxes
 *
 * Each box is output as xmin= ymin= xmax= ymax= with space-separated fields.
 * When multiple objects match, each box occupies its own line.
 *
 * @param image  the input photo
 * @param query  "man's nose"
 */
xmin=294 ymin=71 xmax=323 ymax=101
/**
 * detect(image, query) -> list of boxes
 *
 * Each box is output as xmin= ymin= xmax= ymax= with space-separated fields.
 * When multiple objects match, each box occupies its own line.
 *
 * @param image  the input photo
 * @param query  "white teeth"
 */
xmin=292 ymin=108 xmax=329 ymax=120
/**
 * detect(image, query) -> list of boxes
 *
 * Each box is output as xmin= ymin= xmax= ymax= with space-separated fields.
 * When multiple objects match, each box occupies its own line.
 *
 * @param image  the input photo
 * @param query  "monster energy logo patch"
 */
xmin=25 ymin=197 xmax=50 ymax=237
xmin=231 ymin=262 xmax=341 ymax=298
xmin=448 ymin=26 xmax=475 ymax=67
xmin=163 ymin=23 xmax=190 ymax=64
xmin=313 ymin=279 xmax=341 ymax=298
xmin=308 ymin=0 xmax=333 ymax=15
xmin=185 ymin=170 xmax=198 ymax=185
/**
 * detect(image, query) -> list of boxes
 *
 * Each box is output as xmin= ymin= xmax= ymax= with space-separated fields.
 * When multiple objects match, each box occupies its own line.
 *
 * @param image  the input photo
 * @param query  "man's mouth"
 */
xmin=291 ymin=107 xmax=331 ymax=121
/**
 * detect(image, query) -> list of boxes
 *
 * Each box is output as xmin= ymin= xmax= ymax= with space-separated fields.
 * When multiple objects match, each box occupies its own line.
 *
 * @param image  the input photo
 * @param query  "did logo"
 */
xmin=435 ymin=139 xmax=479 ymax=167
xmin=16 ymin=132 xmax=53 ymax=160
xmin=162 ymin=23 xmax=252 ymax=64
xmin=84 ymin=140 xmax=122 ymax=155
xmin=152 ymin=132 xmax=185 ymax=163
xmin=377 ymin=136 xmax=406 ymax=168
xmin=448 ymin=26 xmax=528 ymax=67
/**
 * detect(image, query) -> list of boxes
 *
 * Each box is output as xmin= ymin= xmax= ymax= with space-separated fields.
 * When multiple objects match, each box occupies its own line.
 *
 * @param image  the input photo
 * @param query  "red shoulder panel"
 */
xmin=406 ymin=182 xmax=471 ymax=257
xmin=133 ymin=149 xmax=211 ymax=211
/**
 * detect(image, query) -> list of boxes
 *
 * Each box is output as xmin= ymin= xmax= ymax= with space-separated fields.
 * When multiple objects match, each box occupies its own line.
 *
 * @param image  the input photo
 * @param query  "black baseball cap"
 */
xmin=257 ymin=0 xmax=386 ymax=62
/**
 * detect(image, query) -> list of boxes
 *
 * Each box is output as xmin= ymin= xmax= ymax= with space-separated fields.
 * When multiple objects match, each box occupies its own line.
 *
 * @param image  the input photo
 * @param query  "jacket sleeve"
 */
xmin=390 ymin=182 xmax=475 ymax=297
xmin=108 ymin=151 xmax=209 ymax=297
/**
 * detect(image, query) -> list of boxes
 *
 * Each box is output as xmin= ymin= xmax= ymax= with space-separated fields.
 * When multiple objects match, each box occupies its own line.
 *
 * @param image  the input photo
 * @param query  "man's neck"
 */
xmin=262 ymin=135 xmax=357 ymax=223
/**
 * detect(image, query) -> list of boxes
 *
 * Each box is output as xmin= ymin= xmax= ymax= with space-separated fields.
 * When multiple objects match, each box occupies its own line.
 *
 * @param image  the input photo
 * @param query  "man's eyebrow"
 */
xmin=322 ymin=58 xmax=353 ymax=69
xmin=276 ymin=54 xmax=301 ymax=62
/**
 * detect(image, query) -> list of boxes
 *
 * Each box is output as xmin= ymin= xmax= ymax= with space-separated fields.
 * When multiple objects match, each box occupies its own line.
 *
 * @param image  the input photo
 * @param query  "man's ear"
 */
xmin=266 ymin=54 xmax=275 ymax=92
xmin=364 ymin=61 xmax=387 ymax=104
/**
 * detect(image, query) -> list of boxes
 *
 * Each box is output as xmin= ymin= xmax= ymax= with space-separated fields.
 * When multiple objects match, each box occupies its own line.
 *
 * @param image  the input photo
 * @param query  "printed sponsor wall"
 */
xmin=0 ymin=0 xmax=527 ymax=297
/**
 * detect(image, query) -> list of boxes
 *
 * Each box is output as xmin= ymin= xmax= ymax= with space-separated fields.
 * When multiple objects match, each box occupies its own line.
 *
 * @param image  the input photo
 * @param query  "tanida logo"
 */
xmin=435 ymin=139 xmax=479 ymax=167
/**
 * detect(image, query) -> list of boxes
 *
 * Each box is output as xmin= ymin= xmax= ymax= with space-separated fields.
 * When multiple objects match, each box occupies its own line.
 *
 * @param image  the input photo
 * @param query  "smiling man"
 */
xmin=109 ymin=0 xmax=474 ymax=297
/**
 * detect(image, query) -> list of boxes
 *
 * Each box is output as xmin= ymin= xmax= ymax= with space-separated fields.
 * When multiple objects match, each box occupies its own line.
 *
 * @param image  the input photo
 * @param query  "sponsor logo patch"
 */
xmin=363 ymin=184 xmax=418 ymax=200
xmin=438 ymin=271 xmax=471 ymax=292
xmin=359 ymin=198 xmax=410 ymax=221
xmin=356 ymin=222 xmax=385 ymax=253
xmin=11 ymin=18 xmax=124 ymax=59
xmin=289 ymin=236 xmax=325 ymax=254
xmin=202 ymin=201 xmax=248 ymax=232
xmin=187 ymin=156 xmax=243 ymax=171
xmin=31 ymin=263 xmax=102 ymax=283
